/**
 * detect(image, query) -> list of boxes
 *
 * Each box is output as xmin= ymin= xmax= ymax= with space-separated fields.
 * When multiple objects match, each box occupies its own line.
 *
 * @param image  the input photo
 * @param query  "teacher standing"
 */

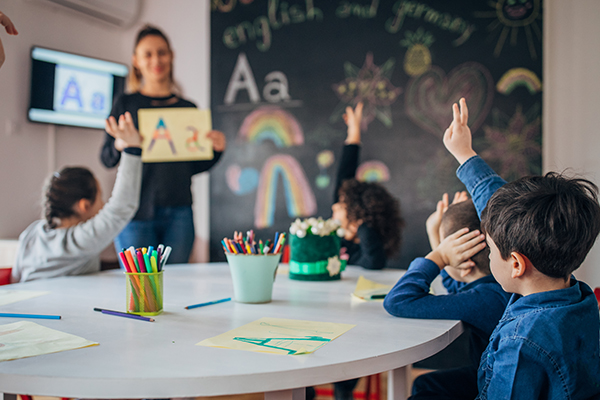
xmin=101 ymin=25 xmax=226 ymax=264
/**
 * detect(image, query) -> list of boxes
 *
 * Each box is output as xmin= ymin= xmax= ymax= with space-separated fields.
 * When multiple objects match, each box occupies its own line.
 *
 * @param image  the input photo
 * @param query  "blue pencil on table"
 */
xmin=0 ymin=312 xmax=61 ymax=320
xmin=93 ymin=307 xmax=154 ymax=322
xmin=185 ymin=297 xmax=231 ymax=310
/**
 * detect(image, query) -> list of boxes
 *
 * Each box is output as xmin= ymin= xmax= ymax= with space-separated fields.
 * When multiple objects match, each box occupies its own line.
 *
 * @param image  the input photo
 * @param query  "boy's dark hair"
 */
xmin=43 ymin=167 xmax=97 ymax=229
xmin=338 ymin=179 xmax=404 ymax=257
xmin=441 ymin=200 xmax=490 ymax=275
xmin=481 ymin=172 xmax=600 ymax=279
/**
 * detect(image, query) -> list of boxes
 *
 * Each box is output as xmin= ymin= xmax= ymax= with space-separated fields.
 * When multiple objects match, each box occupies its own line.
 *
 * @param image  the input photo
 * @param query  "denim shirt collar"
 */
xmin=460 ymin=274 xmax=498 ymax=292
xmin=502 ymin=276 xmax=590 ymax=320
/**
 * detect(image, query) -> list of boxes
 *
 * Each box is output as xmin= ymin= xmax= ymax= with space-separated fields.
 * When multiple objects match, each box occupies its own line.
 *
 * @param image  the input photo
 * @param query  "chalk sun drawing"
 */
xmin=405 ymin=62 xmax=494 ymax=138
xmin=331 ymin=53 xmax=402 ymax=131
xmin=254 ymin=154 xmax=317 ymax=229
xmin=496 ymin=68 xmax=542 ymax=95
xmin=356 ymin=161 xmax=391 ymax=183
xmin=473 ymin=0 xmax=542 ymax=59
xmin=239 ymin=106 xmax=304 ymax=148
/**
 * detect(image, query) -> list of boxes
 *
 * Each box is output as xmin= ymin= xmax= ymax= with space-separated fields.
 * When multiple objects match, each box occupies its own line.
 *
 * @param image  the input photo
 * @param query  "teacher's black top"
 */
xmin=100 ymin=92 xmax=223 ymax=221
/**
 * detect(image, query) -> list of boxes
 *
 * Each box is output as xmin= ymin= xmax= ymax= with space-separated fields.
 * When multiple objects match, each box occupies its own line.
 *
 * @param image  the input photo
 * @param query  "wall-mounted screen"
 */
xmin=28 ymin=46 xmax=128 ymax=129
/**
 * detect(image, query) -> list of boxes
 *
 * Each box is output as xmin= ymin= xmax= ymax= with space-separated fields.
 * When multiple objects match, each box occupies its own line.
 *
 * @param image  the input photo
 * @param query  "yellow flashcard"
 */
xmin=197 ymin=317 xmax=354 ymax=355
xmin=351 ymin=276 xmax=393 ymax=301
xmin=138 ymin=108 xmax=214 ymax=163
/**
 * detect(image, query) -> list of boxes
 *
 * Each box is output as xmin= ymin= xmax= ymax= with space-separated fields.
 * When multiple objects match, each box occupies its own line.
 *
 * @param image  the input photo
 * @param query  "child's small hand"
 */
xmin=0 ymin=12 xmax=18 ymax=35
xmin=207 ymin=130 xmax=227 ymax=152
xmin=105 ymin=112 xmax=142 ymax=149
xmin=443 ymin=98 xmax=477 ymax=165
xmin=426 ymin=228 xmax=486 ymax=270
xmin=343 ymin=102 xmax=363 ymax=144
xmin=425 ymin=191 xmax=470 ymax=249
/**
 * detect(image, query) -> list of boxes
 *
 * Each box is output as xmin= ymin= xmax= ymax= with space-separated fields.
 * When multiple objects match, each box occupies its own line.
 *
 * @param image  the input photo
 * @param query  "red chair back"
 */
xmin=0 ymin=268 xmax=11 ymax=286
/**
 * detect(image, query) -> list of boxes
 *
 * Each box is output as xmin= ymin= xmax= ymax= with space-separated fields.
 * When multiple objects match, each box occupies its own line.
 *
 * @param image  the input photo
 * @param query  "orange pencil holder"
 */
xmin=125 ymin=271 xmax=163 ymax=316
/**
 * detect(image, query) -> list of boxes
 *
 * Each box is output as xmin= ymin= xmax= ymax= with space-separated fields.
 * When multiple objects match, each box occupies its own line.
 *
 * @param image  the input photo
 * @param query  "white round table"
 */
xmin=0 ymin=264 xmax=462 ymax=400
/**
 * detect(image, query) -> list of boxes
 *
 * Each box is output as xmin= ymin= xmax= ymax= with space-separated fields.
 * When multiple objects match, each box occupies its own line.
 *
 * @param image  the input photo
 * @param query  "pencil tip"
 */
xmin=149 ymin=318 xmax=155 ymax=322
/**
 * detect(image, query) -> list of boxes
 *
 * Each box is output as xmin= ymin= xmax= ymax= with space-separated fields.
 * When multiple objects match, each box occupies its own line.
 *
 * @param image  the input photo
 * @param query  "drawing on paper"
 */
xmin=405 ymin=62 xmax=494 ymax=138
xmin=331 ymin=53 xmax=402 ymax=130
xmin=238 ymin=106 xmax=304 ymax=148
xmin=254 ymin=154 xmax=317 ymax=229
xmin=147 ymin=118 xmax=177 ymax=154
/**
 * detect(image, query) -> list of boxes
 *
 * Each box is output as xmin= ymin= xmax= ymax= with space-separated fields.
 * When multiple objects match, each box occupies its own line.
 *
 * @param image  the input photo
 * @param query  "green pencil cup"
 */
xmin=125 ymin=271 xmax=163 ymax=316
xmin=226 ymin=253 xmax=281 ymax=304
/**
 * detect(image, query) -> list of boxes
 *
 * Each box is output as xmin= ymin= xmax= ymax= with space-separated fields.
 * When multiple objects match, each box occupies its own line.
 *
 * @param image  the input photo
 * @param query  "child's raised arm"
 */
xmin=105 ymin=112 xmax=142 ymax=149
xmin=343 ymin=102 xmax=363 ymax=145
xmin=0 ymin=11 xmax=18 ymax=69
xmin=443 ymin=98 xmax=477 ymax=165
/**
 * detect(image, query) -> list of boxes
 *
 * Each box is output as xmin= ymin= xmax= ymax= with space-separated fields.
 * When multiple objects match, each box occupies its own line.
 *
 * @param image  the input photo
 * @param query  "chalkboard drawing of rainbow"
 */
xmin=254 ymin=154 xmax=317 ymax=229
xmin=239 ymin=106 xmax=304 ymax=148
xmin=356 ymin=161 xmax=391 ymax=183
xmin=496 ymin=68 xmax=542 ymax=95
xmin=147 ymin=117 xmax=177 ymax=154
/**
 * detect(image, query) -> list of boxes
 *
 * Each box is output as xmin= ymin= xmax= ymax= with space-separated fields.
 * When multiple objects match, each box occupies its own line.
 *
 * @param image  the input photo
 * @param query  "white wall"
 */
xmin=544 ymin=0 xmax=600 ymax=287
xmin=0 ymin=0 xmax=211 ymax=262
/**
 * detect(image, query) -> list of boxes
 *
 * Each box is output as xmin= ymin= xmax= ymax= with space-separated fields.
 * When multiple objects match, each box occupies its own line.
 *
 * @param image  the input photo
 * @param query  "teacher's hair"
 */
xmin=128 ymin=25 xmax=179 ymax=94
xmin=43 ymin=167 xmax=97 ymax=229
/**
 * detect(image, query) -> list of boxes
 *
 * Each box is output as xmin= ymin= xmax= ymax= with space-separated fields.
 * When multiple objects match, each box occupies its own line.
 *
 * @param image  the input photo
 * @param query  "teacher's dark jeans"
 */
xmin=114 ymin=206 xmax=195 ymax=265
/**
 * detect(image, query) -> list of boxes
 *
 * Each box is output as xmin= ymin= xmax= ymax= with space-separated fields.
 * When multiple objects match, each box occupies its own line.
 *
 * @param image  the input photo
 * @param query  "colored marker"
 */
xmin=129 ymin=246 xmax=140 ymax=272
xmin=143 ymin=252 xmax=152 ymax=273
xmin=0 ymin=313 xmax=61 ymax=320
xmin=124 ymin=249 xmax=137 ymax=272
xmin=93 ymin=308 xmax=154 ymax=322
xmin=136 ymin=250 xmax=147 ymax=273
xmin=185 ymin=297 xmax=231 ymax=310
xmin=160 ymin=246 xmax=172 ymax=270
xmin=118 ymin=251 xmax=131 ymax=272
xmin=151 ymin=250 xmax=159 ymax=272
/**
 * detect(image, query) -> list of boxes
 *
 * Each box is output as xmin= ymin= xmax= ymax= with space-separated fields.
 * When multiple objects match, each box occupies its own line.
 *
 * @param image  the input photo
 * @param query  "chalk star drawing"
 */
xmin=474 ymin=0 xmax=542 ymax=59
xmin=147 ymin=117 xmax=177 ymax=155
xmin=478 ymin=103 xmax=541 ymax=181
xmin=401 ymin=28 xmax=435 ymax=77
xmin=331 ymin=53 xmax=402 ymax=131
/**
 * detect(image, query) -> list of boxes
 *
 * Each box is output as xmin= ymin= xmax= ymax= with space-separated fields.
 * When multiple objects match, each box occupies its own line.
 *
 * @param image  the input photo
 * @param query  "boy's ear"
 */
xmin=510 ymin=252 xmax=532 ymax=278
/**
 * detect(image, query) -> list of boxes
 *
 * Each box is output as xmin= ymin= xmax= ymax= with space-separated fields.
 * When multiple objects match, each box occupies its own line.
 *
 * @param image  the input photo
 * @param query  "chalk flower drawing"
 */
xmin=331 ymin=53 xmax=402 ymax=130
xmin=479 ymin=104 xmax=541 ymax=180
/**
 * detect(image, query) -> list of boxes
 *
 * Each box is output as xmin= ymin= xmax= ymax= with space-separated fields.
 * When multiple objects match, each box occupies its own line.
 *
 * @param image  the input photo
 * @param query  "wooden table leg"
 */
xmin=388 ymin=365 xmax=411 ymax=400
xmin=0 ymin=394 xmax=17 ymax=400
xmin=265 ymin=387 xmax=306 ymax=400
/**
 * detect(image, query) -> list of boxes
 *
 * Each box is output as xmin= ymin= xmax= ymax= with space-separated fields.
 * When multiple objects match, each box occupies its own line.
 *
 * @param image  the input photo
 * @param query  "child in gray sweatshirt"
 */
xmin=12 ymin=112 xmax=143 ymax=282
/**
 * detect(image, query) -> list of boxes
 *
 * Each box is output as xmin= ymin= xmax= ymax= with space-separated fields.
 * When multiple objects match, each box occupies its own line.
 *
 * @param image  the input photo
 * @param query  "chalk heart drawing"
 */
xmin=405 ymin=62 xmax=494 ymax=138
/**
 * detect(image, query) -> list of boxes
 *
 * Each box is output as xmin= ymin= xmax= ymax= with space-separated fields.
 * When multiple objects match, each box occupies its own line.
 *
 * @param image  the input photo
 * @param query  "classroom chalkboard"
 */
xmin=209 ymin=0 xmax=543 ymax=269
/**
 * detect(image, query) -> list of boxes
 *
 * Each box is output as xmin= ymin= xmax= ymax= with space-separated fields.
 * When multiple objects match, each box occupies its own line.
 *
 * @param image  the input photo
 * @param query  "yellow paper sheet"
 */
xmin=197 ymin=317 xmax=354 ymax=355
xmin=351 ymin=276 xmax=393 ymax=301
xmin=0 ymin=290 xmax=49 ymax=307
xmin=0 ymin=321 xmax=98 ymax=362
xmin=138 ymin=108 xmax=213 ymax=162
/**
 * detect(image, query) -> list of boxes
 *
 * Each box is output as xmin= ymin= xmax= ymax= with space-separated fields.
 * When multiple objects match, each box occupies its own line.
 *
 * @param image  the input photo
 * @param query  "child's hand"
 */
xmin=443 ymin=98 xmax=477 ymax=165
xmin=207 ymin=130 xmax=227 ymax=152
xmin=0 ymin=12 xmax=18 ymax=35
xmin=105 ymin=112 xmax=142 ymax=149
xmin=426 ymin=228 xmax=486 ymax=270
xmin=426 ymin=191 xmax=470 ymax=250
xmin=343 ymin=102 xmax=363 ymax=144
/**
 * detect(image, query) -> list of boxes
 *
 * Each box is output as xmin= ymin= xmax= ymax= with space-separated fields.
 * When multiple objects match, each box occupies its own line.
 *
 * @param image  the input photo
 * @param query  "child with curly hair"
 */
xmin=332 ymin=102 xmax=404 ymax=270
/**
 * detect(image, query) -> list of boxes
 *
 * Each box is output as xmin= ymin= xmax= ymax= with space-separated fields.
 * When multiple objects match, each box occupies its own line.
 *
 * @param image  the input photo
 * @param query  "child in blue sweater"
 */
xmin=384 ymin=196 xmax=510 ymax=399
xmin=444 ymin=98 xmax=600 ymax=399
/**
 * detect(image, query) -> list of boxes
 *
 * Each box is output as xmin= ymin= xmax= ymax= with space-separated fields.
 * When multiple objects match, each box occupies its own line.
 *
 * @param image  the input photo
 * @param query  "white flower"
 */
xmin=296 ymin=229 xmax=306 ymax=238
xmin=290 ymin=225 xmax=298 ymax=235
xmin=311 ymin=225 xmax=320 ymax=235
xmin=336 ymin=228 xmax=346 ymax=237
xmin=326 ymin=256 xmax=341 ymax=276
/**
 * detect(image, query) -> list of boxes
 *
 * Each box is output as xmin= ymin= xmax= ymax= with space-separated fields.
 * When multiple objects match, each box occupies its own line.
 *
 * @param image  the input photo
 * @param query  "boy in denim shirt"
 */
xmin=444 ymin=98 xmax=600 ymax=399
